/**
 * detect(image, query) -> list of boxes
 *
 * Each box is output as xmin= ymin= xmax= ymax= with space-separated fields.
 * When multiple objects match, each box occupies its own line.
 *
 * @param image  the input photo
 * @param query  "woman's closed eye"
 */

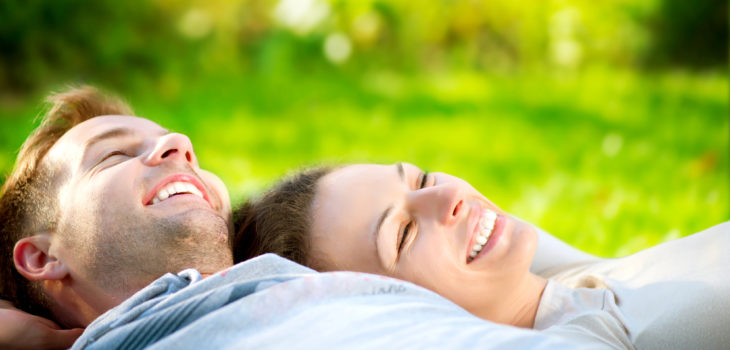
xmin=397 ymin=171 xmax=430 ymax=254
xmin=397 ymin=221 xmax=412 ymax=253
xmin=417 ymin=171 xmax=429 ymax=189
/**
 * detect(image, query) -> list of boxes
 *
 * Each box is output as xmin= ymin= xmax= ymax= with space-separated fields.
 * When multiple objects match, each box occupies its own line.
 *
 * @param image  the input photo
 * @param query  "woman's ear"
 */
xmin=13 ymin=234 xmax=69 ymax=281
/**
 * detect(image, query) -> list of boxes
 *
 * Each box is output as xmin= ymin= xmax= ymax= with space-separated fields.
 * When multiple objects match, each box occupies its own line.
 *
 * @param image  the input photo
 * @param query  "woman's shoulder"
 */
xmin=548 ymin=221 xmax=729 ymax=284
xmin=545 ymin=221 xmax=730 ymax=349
xmin=535 ymin=280 xmax=634 ymax=350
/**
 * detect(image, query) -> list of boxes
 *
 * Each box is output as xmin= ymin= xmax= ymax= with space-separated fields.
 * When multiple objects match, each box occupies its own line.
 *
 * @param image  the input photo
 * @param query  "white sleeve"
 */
xmin=526 ymin=220 xmax=603 ymax=276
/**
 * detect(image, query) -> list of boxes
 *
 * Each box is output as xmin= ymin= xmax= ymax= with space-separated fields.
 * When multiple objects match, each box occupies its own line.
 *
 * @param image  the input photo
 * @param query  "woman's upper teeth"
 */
xmin=468 ymin=209 xmax=497 ymax=261
xmin=151 ymin=181 xmax=203 ymax=204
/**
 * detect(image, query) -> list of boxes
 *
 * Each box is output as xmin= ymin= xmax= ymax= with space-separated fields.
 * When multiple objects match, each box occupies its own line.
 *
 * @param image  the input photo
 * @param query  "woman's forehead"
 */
xmin=310 ymin=164 xmax=396 ymax=264
xmin=314 ymin=166 xmax=383 ymax=225
xmin=312 ymin=162 xmax=422 ymax=233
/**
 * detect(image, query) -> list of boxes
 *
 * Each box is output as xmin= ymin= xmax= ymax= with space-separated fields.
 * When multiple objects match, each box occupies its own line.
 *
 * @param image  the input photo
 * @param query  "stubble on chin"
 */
xmin=166 ymin=213 xmax=233 ymax=271
xmin=89 ymin=210 xmax=233 ymax=294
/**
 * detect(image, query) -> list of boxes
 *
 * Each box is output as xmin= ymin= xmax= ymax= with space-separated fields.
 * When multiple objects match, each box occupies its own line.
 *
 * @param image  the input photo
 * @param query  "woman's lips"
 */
xmin=467 ymin=210 xmax=504 ymax=264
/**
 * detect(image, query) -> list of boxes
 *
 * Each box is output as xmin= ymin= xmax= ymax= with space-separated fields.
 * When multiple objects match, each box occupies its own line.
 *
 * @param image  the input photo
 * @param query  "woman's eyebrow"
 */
xmin=373 ymin=205 xmax=393 ymax=262
xmin=374 ymin=205 xmax=393 ymax=238
xmin=373 ymin=163 xmax=407 ymax=262
xmin=370 ymin=163 xmax=411 ymax=264
xmin=396 ymin=162 xmax=405 ymax=182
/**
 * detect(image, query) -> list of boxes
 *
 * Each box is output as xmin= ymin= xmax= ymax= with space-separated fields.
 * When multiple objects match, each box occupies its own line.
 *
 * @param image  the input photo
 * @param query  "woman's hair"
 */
xmin=232 ymin=166 xmax=334 ymax=268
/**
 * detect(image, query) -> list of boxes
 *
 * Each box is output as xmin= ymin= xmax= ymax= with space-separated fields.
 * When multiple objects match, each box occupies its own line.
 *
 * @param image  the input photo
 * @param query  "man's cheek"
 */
xmin=199 ymin=170 xmax=231 ymax=211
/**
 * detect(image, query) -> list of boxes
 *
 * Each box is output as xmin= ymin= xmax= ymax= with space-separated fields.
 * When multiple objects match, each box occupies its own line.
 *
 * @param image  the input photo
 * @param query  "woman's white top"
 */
xmin=535 ymin=280 xmax=634 ymax=349
xmin=535 ymin=221 xmax=730 ymax=349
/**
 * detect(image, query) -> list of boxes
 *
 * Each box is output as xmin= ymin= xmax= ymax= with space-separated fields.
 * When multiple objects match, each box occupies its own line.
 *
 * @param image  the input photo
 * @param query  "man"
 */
xmin=0 ymin=86 xmax=231 ymax=346
xmin=0 ymin=86 xmax=612 ymax=349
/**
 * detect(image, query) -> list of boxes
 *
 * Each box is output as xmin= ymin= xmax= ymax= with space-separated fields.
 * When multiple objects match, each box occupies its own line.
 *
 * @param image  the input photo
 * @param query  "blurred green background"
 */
xmin=1 ymin=0 xmax=727 ymax=257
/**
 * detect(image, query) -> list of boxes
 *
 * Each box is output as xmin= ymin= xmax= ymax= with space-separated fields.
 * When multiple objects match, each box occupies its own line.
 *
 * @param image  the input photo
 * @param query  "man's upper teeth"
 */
xmin=468 ymin=209 xmax=497 ymax=261
xmin=151 ymin=181 xmax=203 ymax=204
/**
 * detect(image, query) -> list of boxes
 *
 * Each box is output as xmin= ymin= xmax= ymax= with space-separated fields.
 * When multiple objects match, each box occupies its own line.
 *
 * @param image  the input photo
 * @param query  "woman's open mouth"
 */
xmin=467 ymin=209 xmax=498 ymax=263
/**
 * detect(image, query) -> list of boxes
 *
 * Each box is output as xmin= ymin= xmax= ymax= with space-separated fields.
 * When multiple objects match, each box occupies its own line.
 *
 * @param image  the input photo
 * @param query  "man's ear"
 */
xmin=13 ymin=234 xmax=69 ymax=281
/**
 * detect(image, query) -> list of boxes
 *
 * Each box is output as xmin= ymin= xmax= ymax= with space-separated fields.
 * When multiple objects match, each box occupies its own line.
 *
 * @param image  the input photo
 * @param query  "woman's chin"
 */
xmin=506 ymin=216 xmax=540 ymax=266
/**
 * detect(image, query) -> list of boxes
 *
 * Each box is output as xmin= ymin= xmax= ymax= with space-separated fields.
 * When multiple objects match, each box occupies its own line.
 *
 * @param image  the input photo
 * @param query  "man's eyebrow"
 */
xmin=83 ymin=127 xmax=137 ymax=150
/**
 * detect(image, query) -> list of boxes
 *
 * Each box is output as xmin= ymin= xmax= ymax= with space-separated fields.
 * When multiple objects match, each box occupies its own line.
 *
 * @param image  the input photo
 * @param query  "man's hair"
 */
xmin=232 ymin=167 xmax=333 ymax=269
xmin=0 ymin=86 xmax=133 ymax=319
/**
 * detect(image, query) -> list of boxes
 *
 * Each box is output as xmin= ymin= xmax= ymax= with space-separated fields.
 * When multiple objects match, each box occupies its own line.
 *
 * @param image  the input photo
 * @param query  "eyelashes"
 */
xmin=397 ymin=171 xmax=430 ymax=253
xmin=418 ymin=171 xmax=429 ymax=189
xmin=100 ymin=150 xmax=128 ymax=162
xmin=398 ymin=222 xmax=411 ymax=252
xmin=94 ymin=150 xmax=133 ymax=170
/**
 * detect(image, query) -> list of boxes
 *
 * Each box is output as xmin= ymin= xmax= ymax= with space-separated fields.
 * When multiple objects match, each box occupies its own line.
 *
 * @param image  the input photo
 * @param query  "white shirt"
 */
xmin=538 ymin=221 xmax=730 ymax=349
xmin=535 ymin=279 xmax=634 ymax=349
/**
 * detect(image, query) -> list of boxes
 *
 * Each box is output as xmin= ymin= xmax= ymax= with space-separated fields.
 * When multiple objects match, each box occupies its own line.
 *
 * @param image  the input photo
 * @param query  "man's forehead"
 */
xmin=44 ymin=115 xmax=166 ymax=166
xmin=63 ymin=115 xmax=166 ymax=142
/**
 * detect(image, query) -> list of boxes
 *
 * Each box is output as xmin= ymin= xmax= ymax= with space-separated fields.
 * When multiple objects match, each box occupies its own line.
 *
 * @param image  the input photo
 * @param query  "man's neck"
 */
xmin=45 ymin=277 xmax=130 ymax=328
xmin=48 ymin=265 xmax=232 ymax=327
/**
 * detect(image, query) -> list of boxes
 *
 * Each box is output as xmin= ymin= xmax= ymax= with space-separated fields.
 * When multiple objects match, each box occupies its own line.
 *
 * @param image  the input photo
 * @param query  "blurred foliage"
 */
xmin=0 ymin=0 xmax=727 ymax=257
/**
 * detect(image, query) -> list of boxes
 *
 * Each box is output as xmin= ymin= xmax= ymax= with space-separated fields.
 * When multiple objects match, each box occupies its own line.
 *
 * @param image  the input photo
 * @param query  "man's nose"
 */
xmin=408 ymin=183 xmax=463 ymax=226
xmin=144 ymin=133 xmax=198 ymax=167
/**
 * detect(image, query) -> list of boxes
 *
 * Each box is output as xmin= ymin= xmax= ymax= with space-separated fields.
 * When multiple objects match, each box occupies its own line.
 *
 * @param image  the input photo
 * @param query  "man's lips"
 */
xmin=142 ymin=174 xmax=214 ymax=208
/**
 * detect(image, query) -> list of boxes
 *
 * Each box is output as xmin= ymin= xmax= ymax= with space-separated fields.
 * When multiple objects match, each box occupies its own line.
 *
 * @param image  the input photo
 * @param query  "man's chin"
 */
xmin=168 ymin=209 xmax=230 ymax=239
xmin=155 ymin=213 xmax=233 ymax=271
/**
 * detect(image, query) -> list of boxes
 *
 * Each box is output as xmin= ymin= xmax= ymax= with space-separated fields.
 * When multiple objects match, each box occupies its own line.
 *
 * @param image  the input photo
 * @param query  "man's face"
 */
xmin=45 ymin=115 xmax=232 ymax=295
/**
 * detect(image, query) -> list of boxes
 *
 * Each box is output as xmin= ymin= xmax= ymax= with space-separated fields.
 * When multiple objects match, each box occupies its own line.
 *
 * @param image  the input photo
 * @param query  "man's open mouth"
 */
xmin=150 ymin=181 xmax=204 ymax=204
xmin=143 ymin=174 xmax=211 ymax=207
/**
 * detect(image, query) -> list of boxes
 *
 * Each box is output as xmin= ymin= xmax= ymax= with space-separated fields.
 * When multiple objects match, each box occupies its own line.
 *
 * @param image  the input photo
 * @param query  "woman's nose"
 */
xmin=408 ymin=182 xmax=463 ymax=226
xmin=144 ymin=133 xmax=198 ymax=167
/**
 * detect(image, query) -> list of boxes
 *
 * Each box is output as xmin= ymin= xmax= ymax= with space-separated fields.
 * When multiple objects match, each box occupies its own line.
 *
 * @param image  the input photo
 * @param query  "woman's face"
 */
xmin=310 ymin=163 xmax=538 ymax=320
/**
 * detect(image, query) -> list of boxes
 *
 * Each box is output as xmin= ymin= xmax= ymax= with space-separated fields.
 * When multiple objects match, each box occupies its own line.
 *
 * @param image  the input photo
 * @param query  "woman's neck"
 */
xmin=509 ymin=273 xmax=548 ymax=328
xmin=480 ymin=273 xmax=547 ymax=328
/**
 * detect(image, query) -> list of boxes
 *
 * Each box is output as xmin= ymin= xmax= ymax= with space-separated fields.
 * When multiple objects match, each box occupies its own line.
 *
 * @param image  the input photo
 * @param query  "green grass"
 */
xmin=1 ymin=67 xmax=727 ymax=257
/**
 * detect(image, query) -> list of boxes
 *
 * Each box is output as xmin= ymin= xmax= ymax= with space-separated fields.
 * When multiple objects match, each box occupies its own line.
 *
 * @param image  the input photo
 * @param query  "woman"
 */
xmin=234 ymin=162 xmax=730 ymax=350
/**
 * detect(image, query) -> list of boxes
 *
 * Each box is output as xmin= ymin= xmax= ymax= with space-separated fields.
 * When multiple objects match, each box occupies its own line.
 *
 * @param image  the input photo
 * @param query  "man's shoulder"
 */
xmin=72 ymin=254 xmax=596 ymax=350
